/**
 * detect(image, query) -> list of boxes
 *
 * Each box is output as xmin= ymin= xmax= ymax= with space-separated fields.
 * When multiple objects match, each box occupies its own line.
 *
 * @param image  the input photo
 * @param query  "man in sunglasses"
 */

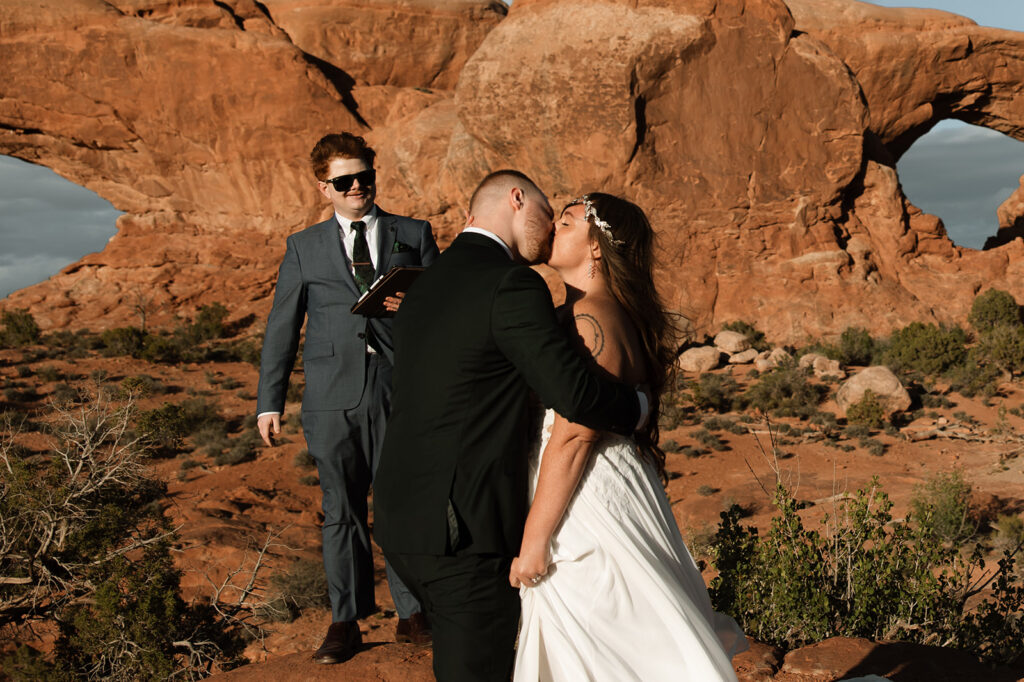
xmin=256 ymin=132 xmax=439 ymax=664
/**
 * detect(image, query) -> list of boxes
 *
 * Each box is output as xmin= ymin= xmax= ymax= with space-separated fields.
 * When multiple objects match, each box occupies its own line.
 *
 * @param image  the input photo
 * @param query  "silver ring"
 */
xmin=530 ymin=576 xmax=539 ymax=584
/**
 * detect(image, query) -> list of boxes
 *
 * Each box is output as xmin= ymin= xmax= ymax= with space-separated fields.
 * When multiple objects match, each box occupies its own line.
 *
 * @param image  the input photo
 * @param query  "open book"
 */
xmin=350 ymin=266 xmax=426 ymax=317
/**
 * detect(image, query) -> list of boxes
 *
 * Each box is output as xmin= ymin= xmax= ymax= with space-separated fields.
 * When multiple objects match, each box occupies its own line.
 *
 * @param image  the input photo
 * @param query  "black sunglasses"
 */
xmin=324 ymin=169 xmax=376 ymax=192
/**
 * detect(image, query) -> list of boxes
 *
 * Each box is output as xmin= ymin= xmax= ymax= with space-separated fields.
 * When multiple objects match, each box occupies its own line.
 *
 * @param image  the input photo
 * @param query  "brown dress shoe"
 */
xmin=312 ymin=620 xmax=362 ymax=664
xmin=395 ymin=612 xmax=432 ymax=646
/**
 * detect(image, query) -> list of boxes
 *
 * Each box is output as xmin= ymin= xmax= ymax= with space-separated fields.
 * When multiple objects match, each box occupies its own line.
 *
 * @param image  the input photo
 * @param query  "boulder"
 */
xmin=678 ymin=346 xmax=722 ymax=373
xmin=754 ymin=348 xmax=793 ymax=372
xmin=799 ymin=352 xmax=845 ymax=379
xmin=729 ymin=348 xmax=759 ymax=364
xmin=714 ymin=330 xmax=752 ymax=354
xmin=835 ymin=366 xmax=911 ymax=416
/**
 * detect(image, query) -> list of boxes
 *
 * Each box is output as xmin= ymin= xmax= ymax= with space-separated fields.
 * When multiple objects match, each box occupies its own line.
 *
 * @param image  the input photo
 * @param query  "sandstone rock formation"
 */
xmin=988 ymin=174 xmax=1024 ymax=249
xmin=2 ymin=0 xmax=1024 ymax=343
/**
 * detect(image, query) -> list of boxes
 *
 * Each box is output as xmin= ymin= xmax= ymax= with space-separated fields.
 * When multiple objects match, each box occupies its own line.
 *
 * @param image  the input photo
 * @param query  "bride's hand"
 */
xmin=509 ymin=546 xmax=550 ymax=588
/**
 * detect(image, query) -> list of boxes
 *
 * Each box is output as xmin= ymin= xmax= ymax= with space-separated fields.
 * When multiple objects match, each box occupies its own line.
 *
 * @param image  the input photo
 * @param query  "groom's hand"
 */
xmin=257 ymin=413 xmax=281 ymax=447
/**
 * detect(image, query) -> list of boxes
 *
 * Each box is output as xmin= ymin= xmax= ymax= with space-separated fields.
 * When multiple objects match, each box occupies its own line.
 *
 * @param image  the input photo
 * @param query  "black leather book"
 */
xmin=350 ymin=266 xmax=426 ymax=317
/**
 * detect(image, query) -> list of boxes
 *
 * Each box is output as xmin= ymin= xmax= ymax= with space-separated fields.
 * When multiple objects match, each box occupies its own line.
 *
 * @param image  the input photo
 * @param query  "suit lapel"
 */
xmin=376 ymin=211 xmax=396 ymax=277
xmin=320 ymin=218 xmax=361 ymax=296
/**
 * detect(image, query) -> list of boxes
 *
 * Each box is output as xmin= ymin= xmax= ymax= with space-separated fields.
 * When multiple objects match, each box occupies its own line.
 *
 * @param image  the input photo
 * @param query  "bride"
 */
xmin=509 ymin=194 xmax=748 ymax=681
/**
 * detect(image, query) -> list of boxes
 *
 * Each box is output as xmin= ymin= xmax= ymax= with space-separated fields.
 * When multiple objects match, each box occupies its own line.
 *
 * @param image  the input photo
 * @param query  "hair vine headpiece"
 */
xmin=579 ymin=195 xmax=625 ymax=247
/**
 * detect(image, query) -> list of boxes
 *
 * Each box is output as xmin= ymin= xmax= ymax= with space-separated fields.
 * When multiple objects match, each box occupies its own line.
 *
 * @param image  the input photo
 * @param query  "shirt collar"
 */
xmin=335 ymin=205 xmax=378 ymax=234
xmin=463 ymin=226 xmax=513 ymax=260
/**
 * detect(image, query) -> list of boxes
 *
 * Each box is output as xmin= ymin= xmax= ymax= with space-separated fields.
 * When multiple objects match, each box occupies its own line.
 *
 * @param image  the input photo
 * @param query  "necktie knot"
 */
xmin=351 ymin=220 xmax=366 ymax=235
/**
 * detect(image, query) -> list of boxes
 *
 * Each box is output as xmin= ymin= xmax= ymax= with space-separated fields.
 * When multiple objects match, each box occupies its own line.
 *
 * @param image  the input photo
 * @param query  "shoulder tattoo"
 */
xmin=575 ymin=313 xmax=605 ymax=357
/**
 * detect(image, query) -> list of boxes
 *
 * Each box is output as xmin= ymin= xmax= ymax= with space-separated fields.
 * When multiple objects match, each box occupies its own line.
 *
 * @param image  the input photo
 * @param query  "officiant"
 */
xmin=255 ymin=132 xmax=440 ymax=663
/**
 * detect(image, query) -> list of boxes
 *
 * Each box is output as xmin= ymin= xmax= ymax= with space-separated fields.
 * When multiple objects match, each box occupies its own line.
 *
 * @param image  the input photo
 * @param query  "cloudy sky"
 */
xmin=0 ymin=157 xmax=120 ymax=299
xmin=2 ymin=1 xmax=1023 ymax=299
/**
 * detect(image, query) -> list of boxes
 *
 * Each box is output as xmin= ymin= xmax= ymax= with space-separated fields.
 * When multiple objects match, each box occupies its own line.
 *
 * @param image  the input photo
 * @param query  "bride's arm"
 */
xmin=509 ymin=304 xmax=627 ymax=588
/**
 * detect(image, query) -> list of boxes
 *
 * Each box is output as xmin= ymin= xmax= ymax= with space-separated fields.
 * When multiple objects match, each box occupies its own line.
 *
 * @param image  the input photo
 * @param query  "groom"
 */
xmin=256 ymin=132 xmax=439 ymax=663
xmin=374 ymin=170 xmax=647 ymax=681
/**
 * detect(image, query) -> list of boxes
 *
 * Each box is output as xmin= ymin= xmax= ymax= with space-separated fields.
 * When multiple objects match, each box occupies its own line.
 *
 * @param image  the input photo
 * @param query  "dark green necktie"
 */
xmin=350 ymin=220 xmax=374 ymax=293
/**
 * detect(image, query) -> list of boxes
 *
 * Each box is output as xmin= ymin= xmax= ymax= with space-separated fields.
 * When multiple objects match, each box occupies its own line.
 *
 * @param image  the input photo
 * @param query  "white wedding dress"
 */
xmin=514 ymin=410 xmax=748 ymax=681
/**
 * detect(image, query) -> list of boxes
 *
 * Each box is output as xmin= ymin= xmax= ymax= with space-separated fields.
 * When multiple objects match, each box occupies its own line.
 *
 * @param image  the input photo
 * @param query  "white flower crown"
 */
xmin=579 ymin=195 xmax=625 ymax=246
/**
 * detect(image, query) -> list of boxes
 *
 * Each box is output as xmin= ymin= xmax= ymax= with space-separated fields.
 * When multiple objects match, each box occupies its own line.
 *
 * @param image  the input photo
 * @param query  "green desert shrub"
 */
xmin=140 ymin=332 xmax=188 ymax=363
xmin=709 ymin=478 xmax=1024 ymax=663
xmin=992 ymin=515 xmax=1024 ymax=554
xmin=693 ymin=428 xmax=729 ymax=451
xmin=215 ymin=431 xmax=259 ymax=466
xmin=266 ymin=559 xmax=330 ymax=622
xmin=118 ymin=374 xmax=164 ymax=398
xmin=946 ymin=351 xmax=1002 ymax=398
xmin=136 ymin=398 xmax=223 ymax=454
xmin=910 ymin=470 xmax=977 ymax=545
xmin=184 ymin=302 xmax=230 ymax=344
xmin=35 ymin=365 xmax=61 ymax=383
xmin=1 ymin=308 xmax=41 ymax=347
xmin=969 ymin=289 xmax=1022 ymax=335
xmin=975 ymin=323 xmax=1024 ymax=375
xmin=836 ymin=326 xmax=877 ymax=366
xmin=292 ymin=449 xmax=315 ymax=468
xmin=690 ymin=373 xmax=741 ymax=413
xmin=742 ymin=361 xmax=824 ymax=418
xmin=883 ymin=322 xmax=967 ymax=377
xmin=100 ymin=326 xmax=147 ymax=357
xmin=859 ymin=437 xmax=886 ymax=457
xmin=845 ymin=390 xmax=888 ymax=430
xmin=0 ymin=392 xmax=244 ymax=678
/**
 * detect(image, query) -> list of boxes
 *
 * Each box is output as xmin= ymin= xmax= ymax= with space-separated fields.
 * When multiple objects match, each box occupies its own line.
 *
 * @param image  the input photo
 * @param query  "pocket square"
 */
xmin=392 ymin=241 xmax=414 ymax=253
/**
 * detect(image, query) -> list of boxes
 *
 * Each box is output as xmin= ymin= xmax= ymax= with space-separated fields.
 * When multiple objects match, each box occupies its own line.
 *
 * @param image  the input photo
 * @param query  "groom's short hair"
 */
xmin=310 ymin=133 xmax=376 ymax=180
xmin=469 ymin=169 xmax=541 ymax=213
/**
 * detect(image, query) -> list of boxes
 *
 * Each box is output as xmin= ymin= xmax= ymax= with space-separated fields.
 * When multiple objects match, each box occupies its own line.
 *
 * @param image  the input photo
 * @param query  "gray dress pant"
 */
xmin=302 ymin=353 xmax=420 ymax=622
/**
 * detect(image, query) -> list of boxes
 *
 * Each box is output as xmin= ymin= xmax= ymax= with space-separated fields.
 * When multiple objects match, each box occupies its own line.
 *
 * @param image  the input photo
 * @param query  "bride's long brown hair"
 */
xmin=570 ymin=192 xmax=677 ymax=481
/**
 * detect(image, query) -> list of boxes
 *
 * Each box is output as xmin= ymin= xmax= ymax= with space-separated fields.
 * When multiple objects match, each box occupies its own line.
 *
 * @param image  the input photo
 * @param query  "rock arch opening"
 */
xmin=0 ymin=156 xmax=121 ymax=299
xmin=896 ymin=121 xmax=1024 ymax=250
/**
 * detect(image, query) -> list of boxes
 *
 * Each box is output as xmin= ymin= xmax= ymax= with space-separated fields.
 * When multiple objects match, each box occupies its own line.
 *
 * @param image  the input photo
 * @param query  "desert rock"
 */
xmin=799 ymin=352 xmax=845 ymax=379
xmin=715 ymin=331 xmax=752 ymax=354
xmin=987 ymin=174 xmax=1024 ymax=249
xmin=729 ymin=348 xmax=759 ymax=365
xmin=678 ymin=346 xmax=722 ymax=373
xmin=835 ymin=366 xmax=912 ymax=416
xmin=754 ymin=348 xmax=793 ymax=372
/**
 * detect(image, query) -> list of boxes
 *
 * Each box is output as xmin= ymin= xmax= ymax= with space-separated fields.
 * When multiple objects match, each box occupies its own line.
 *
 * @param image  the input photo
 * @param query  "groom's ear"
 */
xmin=509 ymin=187 xmax=525 ymax=211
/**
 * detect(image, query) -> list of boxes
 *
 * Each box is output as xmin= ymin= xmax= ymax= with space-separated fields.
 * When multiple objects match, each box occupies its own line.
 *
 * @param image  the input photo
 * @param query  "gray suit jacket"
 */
xmin=257 ymin=208 xmax=440 ymax=414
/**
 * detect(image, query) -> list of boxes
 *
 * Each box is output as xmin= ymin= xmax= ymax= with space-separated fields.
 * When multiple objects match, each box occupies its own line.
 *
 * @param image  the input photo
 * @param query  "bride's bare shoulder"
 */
xmin=566 ymin=296 xmax=635 ymax=375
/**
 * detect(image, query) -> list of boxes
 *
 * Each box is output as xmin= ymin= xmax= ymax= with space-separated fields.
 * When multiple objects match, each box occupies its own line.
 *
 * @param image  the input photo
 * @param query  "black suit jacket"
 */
xmin=256 ymin=208 xmax=439 ymax=414
xmin=374 ymin=232 xmax=640 ymax=556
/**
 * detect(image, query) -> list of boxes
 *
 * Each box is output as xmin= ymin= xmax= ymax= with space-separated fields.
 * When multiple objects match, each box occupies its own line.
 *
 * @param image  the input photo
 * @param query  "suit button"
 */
xmin=357 ymin=332 xmax=365 ymax=339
